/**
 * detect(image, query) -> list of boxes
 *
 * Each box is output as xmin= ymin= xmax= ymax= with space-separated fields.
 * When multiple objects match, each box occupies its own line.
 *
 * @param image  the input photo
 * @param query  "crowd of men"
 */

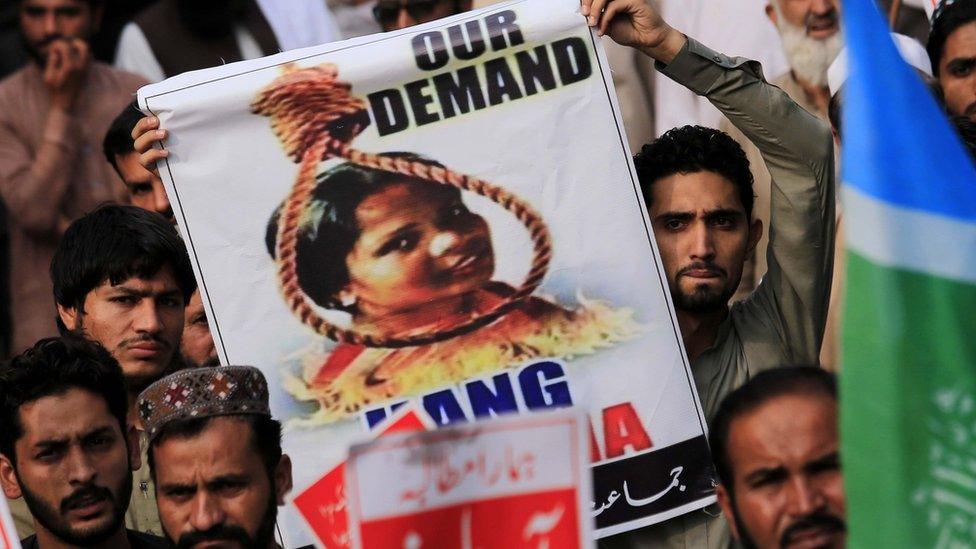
xmin=0 ymin=0 xmax=973 ymax=547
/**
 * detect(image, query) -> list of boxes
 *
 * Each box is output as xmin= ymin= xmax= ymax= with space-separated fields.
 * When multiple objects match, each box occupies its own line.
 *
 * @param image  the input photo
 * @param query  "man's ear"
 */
xmin=273 ymin=454 xmax=293 ymax=505
xmin=765 ymin=3 xmax=778 ymax=26
xmin=716 ymin=483 xmax=741 ymax=540
xmin=747 ymin=219 xmax=763 ymax=256
xmin=126 ymin=425 xmax=142 ymax=473
xmin=57 ymin=303 xmax=80 ymax=331
xmin=0 ymin=454 xmax=22 ymax=500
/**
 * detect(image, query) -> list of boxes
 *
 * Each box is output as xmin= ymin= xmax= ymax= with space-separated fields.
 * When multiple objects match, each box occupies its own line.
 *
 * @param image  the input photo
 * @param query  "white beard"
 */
xmin=776 ymin=17 xmax=844 ymax=88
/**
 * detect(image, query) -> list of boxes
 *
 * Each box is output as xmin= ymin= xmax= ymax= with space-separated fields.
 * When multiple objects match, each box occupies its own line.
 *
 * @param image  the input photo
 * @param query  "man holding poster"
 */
xmin=131 ymin=0 xmax=832 ymax=544
xmin=582 ymin=0 xmax=835 ymax=546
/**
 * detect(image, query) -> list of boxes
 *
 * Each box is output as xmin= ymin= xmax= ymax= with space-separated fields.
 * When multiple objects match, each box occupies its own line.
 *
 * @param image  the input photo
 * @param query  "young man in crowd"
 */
xmin=0 ymin=0 xmax=146 ymax=356
xmin=710 ymin=367 xmax=846 ymax=549
xmin=0 ymin=336 xmax=168 ymax=548
xmin=138 ymin=366 xmax=294 ymax=548
xmin=12 ymin=203 xmax=198 ymax=538
xmin=103 ymin=104 xmax=219 ymax=368
xmin=580 ymin=0 xmax=834 ymax=546
xmin=928 ymin=0 xmax=976 ymax=122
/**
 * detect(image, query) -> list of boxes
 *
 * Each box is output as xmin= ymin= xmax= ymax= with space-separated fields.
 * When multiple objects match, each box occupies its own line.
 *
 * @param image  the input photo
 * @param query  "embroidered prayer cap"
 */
xmin=138 ymin=366 xmax=271 ymax=442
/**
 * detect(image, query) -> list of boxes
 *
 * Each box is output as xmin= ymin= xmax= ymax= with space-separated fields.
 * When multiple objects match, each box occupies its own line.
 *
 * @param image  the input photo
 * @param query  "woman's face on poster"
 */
xmin=342 ymin=179 xmax=494 ymax=314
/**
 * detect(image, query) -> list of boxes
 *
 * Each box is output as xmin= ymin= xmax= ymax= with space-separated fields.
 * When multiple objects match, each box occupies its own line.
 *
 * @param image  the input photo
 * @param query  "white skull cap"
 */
xmin=827 ymin=33 xmax=933 ymax=97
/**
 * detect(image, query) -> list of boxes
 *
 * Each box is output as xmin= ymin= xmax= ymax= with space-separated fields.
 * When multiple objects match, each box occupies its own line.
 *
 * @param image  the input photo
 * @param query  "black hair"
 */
xmin=634 ymin=125 xmax=755 ymax=220
xmin=929 ymin=0 xmax=976 ymax=77
xmin=50 ymin=204 xmax=195 ymax=327
xmin=951 ymin=114 xmax=976 ymax=160
xmin=709 ymin=366 xmax=837 ymax=493
xmin=0 ymin=336 xmax=128 ymax=466
xmin=102 ymin=101 xmax=142 ymax=172
xmin=147 ymin=414 xmax=283 ymax=480
xmin=265 ymin=153 xmax=456 ymax=310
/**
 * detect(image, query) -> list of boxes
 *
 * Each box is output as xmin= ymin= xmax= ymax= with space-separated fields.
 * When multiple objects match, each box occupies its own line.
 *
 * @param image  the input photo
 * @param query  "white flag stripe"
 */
xmin=844 ymin=185 xmax=976 ymax=285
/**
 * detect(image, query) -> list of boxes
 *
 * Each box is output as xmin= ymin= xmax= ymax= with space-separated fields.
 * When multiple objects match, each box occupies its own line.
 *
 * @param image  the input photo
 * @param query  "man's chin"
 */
xmin=672 ymin=283 xmax=731 ymax=313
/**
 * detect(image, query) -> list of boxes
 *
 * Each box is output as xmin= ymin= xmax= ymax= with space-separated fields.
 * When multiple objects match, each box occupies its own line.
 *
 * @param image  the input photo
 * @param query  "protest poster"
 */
xmin=345 ymin=410 xmax=592 ymax=549
xmin=0 ymin=497 xmax=20 ymax=549
xmin=138 ymin=0 xmax=716 ymax=543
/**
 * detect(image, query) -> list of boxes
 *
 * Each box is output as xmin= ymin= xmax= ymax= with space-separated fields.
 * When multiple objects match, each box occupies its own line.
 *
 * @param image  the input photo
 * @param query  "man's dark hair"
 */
xmin=634 ymin=125 xmax=755 ymax=219
xmin=928 ymin=0 xmax=976 ymax=77
xmin=0 ymin=336 xmax=128 ymax=466
xmin=709 ymin=366 xmax=837 ymax=493
xmin=14 ymin=0 xmax=104 ymax=6
xmin=102 ymin=101 xmax=142 ymax=172
xmin=147 ymin=414 xmax=283 ymax=480
xmin=265 ymin=152 xmax=456 ymax=310
xmin=50 ymin=204 xmax=195 ymax=328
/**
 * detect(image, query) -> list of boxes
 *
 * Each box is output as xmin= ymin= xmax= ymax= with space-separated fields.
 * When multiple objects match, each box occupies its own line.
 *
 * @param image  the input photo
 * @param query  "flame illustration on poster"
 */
xmin=137 ymin=0 xmax=716 ymax=543
xmin=252 ymin=61 xmax=639 ymax=424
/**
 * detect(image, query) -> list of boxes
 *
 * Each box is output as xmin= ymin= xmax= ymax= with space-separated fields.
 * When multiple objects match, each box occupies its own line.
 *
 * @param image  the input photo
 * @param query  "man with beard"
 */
xmin=35 ymin=204 xmax=197 ymax=539
xmin=927 ymin=0 xmax=976 ymax=122
xmin=113 ymin=0 xmax=281 ymax=83
xmin=138 ymin=367 xmax=293 ymax=549
xmin=0 ymin=336 xmax=168 ymax=548
xmin=583 ymin=0 xmax=834 ymax=547
xmin=0 ymin=0 xmax=146 ymax=357
xmin=722 ymin=0 xmax=842 ymax=314
xmin=711 ymin=367 xmax=845 ymax=549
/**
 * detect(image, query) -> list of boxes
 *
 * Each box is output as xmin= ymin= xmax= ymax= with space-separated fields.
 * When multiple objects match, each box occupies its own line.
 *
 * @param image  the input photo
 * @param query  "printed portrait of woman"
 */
xmin=267 ymin=152 xmax=640 ymax=425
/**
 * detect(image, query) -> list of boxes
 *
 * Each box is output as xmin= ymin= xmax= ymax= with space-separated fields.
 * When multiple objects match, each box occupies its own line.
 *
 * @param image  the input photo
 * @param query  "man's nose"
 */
xmin=189 ymin=493 xmax=226 ymax=532
xmin=395 ymin=6 xmax=417 ymax=30
xmin=810 ymin=0 xmax=835 ymax=16
xmin=43 ymin=12 xmax=59 ymax=36
xmin=786 ymin=477 xmax=825 ymax=516
xmin=688 ymin=224 xmax=716 ymax=261
xmin=66 ymin=446 xmax=98 ymax=485
xmin=133 ymin=300 xmax=164 ymax=334
xmin=153 ymin=184 xmax=172 ymax=218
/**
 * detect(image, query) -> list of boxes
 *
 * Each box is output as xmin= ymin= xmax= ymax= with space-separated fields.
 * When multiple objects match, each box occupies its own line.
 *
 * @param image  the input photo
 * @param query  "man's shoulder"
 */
xmin=128 ymin=528 xmax=169 ymax=548
xmin=0 ymin=64 xmax=35 ymax=98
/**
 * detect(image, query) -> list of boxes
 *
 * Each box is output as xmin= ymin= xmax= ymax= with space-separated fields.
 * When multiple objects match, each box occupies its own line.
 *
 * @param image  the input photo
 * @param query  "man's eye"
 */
xmin=36 ymin=448 xmax=63 ymax=461
xmin=160 ymin=297 xmax=182 ymax=308
xmin=87 ymin=436 xmax=113 ymax=449
xmin=131 ymin=184 xmax=152 ymax=196
xmin=711 ymin=216 xmax=734 ymax=228
xmin=664 ymin=219 xmax=685 ymax=231
xmin=950 ymin=61 xmax=976 ymax=77
xmin=111 ymin=296 xmax=139 ymax=305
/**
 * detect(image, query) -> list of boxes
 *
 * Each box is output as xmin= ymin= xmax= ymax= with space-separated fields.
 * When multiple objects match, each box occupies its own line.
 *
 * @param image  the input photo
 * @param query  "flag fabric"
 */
xmin=840 ymin=0 xmax=976 ymax=547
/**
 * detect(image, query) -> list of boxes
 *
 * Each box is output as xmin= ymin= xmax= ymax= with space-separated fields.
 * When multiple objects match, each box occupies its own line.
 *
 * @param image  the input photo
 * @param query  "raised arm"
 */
xmin=585 ymin=0 xmax=836 ymax=366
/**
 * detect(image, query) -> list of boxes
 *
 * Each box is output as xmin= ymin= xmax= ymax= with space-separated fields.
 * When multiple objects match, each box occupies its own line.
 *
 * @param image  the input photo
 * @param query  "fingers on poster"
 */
xmin=138 ymin=0 xmax=714 ymax=543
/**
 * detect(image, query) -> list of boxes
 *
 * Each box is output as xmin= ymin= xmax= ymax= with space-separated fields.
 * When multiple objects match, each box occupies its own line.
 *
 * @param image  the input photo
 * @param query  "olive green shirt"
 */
xmin=9 ymin=431 xmax=162 ymax=539
xmin=601 ymin=37 xmax=835 ymax=548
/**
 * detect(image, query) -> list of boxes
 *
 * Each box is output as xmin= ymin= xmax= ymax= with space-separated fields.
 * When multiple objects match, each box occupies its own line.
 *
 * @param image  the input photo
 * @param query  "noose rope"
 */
xmin=252 ymin=63 xmax=552 ymax=348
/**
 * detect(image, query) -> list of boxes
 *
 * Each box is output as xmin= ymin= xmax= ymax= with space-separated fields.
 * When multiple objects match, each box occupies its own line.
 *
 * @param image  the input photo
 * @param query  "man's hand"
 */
xmin=43 ymin=38 xmax=90 ymax=112
xmin=580 ymin=0 xmax=686 ymax=64
xmin=132 ymin=116 xmax=169 ymax=175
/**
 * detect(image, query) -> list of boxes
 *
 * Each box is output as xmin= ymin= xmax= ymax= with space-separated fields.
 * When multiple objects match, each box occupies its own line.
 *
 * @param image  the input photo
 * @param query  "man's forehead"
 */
xmin=727 ymin=393 xmax=838 ymax=473
xmin=17 ymin=389 xmax=116 ymax=444
xmin=21 ymin=0 xmax=88 ymax=10
xmin=942 ymin=22 xmax=976 ymax=66
xmin=154 ymin=417 xmax=261 ymax=477
xmin=649 ymin=171 xmax=747 ymax=215
xmin=91 ymin=266 xmax=181 ymax=293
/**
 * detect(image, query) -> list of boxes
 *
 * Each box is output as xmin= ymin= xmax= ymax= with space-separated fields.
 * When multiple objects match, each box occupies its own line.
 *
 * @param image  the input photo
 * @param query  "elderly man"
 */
xmin=0 ymin=336 xmax=168 ymax=548
xmin=137 ymin=366 xmax=293 ymax=548
xmin=928 ymin=0 xmax=976 ymax=121
xmin=710 ymin=367 xmax=845 ymax=549
xmin=582 ymin=0 xmax=834 ymax=546
xmin=0 ymin=0 xmax=146 ymax=356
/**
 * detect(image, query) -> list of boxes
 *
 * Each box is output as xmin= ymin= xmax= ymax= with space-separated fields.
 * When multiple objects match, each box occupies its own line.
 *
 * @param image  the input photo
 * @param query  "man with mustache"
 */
xmin=40 ymin=204 xmax=197 ymax=539
xmin=928 ymin=0 xmax=976 ymax=122
xmin=711 ymin=367 xmax=845 ymax=549
xmin=0 ymin=0 xmax=146 ymax=358
xmin=583 ymin=0 xmax=834 ymax=547
xmin=0 ymin=336 xmax=168 ymax=548
xmin=138 ymin=366 xmax=294 ymax=549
